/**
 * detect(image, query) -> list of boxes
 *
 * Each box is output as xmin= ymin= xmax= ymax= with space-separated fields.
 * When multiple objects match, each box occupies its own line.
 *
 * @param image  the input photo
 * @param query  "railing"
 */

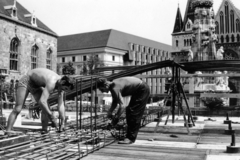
xmin=192 ymin=55 xmax=240 ymax=62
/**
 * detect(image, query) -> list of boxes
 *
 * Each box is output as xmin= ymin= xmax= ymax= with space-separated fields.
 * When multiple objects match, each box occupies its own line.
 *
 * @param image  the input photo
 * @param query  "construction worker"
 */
xmin=5 ymin=68 xmax=74 ymax=135
xmin=97 ymin=77 xmax=150 ymax=144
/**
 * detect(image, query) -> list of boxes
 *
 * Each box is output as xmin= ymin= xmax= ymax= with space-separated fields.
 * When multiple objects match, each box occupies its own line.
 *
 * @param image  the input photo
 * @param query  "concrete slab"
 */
xmin=133 ymin=140 xmax=197 ymax=148
xmin=196 ymin=144 xmax=227 ymax=150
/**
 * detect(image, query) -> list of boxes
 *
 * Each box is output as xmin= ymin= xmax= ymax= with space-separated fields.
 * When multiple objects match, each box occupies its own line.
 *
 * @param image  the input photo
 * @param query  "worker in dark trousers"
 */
xmin=97 ymin=77 xmax=150 ymax=144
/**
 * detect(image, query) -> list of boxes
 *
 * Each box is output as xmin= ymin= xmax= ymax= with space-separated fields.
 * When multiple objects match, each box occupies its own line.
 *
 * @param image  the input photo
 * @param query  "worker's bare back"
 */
xmin=27 ymin=68 xmax=61 ymax=90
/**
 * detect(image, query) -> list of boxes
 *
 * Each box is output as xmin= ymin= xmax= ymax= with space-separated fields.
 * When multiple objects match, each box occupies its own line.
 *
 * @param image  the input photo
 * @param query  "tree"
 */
xmin=62 ymin=61 xmax=75 ymax=75
xmin=80 ymin=55 xmax=104 ymax=75
xmin=56 ymin=63 xmax=61 ymax=75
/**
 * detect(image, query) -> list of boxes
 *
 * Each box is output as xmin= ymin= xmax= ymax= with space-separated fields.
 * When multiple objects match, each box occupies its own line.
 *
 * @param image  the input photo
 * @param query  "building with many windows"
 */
xmin=57 ymin=29 xmax=172 ymax=95
xmin=172 ymin=0 xmax=240 ymax=106
xmin=172 ymin=0 xmax=240 ymax=61
xmin=0 ymin=0 xmax=58 ymax=80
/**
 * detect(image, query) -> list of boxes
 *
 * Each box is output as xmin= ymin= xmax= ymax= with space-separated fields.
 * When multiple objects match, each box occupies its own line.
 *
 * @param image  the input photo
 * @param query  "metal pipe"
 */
xmin=80 ymin=78 xmax=82 ymax=130
xmin=76 ymin=79 xmax=79 ymax=130
xmin=90 ymin=76 xmax=93 ymax=136
xmin=94 ymin=78 xmax=98 ymax=130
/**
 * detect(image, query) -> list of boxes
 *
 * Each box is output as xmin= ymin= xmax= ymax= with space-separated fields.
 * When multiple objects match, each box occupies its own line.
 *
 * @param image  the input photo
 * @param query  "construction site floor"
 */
xmin=1 ymin=109 xmax=240 ymax=160
xmin=82 ymin=116 xmax=240 ymax=160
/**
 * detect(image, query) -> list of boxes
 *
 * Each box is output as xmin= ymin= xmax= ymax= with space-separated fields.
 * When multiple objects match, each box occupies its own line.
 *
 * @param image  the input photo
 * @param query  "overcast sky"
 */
xmin=17 ymin=0 xmax=240 ymax=45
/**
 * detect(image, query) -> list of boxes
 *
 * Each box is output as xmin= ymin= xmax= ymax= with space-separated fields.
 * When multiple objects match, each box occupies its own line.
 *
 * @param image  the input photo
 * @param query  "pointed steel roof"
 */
xmin=182 ymin=0 xmax=195 ymax=32
xmin=172 ymin=5 xmax=184 ymax=33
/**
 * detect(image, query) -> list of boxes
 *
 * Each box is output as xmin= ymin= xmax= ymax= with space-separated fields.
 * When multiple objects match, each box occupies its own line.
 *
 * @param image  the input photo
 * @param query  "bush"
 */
xmin=201 ymin=97 xmax=224 ymax=111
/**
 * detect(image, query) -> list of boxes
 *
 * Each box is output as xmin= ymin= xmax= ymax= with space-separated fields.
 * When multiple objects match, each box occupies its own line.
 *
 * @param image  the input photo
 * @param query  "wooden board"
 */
xmin=82 ymin=143 xmax=207 ymax=160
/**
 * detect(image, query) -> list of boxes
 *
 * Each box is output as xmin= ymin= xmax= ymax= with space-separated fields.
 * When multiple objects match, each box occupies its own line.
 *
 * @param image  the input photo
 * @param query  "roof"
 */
xmin=182 ymin=0 xmax=195 ymax=32
xmin=215 ymin=0 xmax=240 ymax=19
xmin=0 ymin=0 xmax=57 ymax=37
xmin=58 ymin=29 xmax=172 ymax=53
xmin=173 ymin=6 xmax=184 ymax=33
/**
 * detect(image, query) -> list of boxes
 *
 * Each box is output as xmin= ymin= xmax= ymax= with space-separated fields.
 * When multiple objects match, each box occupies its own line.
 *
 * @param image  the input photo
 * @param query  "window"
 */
xmin=225 ymin=2 xmax=229 ymax=33
xmin=231 ymin=34 xmax=235 ymax=42
xmin=220 ymin=12 xmax=224 ymax=34
xmin=236 ymin=19 xmax=240 ymax=32
xmin=12 ymin=8 xmax=17 ymax=17
xmin=176 ymin=40 xmax=178 ymax=47
xmin=112 ymin=55 xmax=115 ymax=61
xmin=226 ymin=35 xmax=229 ymax=43
xmin=215 ymin=21 xmax=219 ymax=34
xmin=230 ymin=10 xmax=235 ymax=32
xmin=221 ymin=35 xmax=224 ymax=43
xmin=83 ymin=55 xmax=87 ymax=61
xmin=72 ymin=56 xmax=75 ymax=62
xmin=62 ymin=57 xmax=65 ymax=63
xmin=46 ymin=48 xmax=52 ymax=69
xmin=9 ymin=37 xmax=19 ymax=71
xmin=31 ymin=44 xmax=38 ymax=69
xmin=187 ymin=22 xmax=191 ymax=29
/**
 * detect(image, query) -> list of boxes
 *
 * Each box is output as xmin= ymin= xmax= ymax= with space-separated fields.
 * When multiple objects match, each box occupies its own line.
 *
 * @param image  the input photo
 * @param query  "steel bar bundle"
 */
xmin=48 ymin=60 xmax=174 ymax=105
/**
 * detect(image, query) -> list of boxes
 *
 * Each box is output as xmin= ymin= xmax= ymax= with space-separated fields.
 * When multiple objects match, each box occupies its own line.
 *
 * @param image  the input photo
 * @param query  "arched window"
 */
xmin=176 ymin=40 xmax=178 ymax=47
xmin=230 ymin=10 xmax=235 ymax=32
xmin=220 ymin=12 xmax=224 ymax=34
xmin=231 ymin=34 xmax=235 ymax=42
xmin=31 ymin=44 xmax=38 ymax=69
xmin=225 ymin=2 xmax=229 ymax=33
xmin=236 ymin=19 xmax=240 ymax=32
xmin=215 ymin=21 xmax=219 ymax=34
xmin=184 ymin=39 xmax=186 ymax=46
xmin=221 ymin=35 xmax=224 ymax=43
xmin=190 ymin=39 xmax=192 ymax=46
xmin=226 ymin=35 xmax=229 ymax=43
xmin=187 ymin=39 xmax=189 ymax=46
xmin=187 ymin=22 xmax=191 ymax=29
xmin=9 ymin=37 xmax=19 ymax=71
xmin=46 ymin=48 xmax=52 ymax=69
xmin=237 ymin=34 xmax=240 ymax=42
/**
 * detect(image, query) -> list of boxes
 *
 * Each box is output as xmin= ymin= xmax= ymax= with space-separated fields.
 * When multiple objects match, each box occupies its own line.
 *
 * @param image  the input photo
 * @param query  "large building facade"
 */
xmin=57 ymin=29 xmax=172 ymax=95
xmin=0 ymin=0 xmax=58 ymax=80
xmin=172 ymin=0 xmax=240 ymax=106
xmin=172 ymin=0 xmax=240 ymax=61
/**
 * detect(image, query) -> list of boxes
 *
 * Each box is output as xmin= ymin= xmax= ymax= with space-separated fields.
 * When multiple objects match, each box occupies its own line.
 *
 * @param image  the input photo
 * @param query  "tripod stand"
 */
xmin=154 ymin=64 xmax=195 ymax=135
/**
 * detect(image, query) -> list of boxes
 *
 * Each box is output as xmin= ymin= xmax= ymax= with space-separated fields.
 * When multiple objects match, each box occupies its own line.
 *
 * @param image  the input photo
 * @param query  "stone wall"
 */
xmin=0 ymin=19 xmax=57 ymax=80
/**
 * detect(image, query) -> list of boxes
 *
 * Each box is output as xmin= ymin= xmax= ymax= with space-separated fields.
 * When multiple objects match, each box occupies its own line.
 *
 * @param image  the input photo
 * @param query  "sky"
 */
xmin=17 ymin=0 xmax=240 ymax=45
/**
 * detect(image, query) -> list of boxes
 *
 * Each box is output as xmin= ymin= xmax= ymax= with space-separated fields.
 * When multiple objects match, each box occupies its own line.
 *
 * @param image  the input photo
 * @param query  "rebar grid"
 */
xmin=0 ymin=129 xmax=114 ymax=160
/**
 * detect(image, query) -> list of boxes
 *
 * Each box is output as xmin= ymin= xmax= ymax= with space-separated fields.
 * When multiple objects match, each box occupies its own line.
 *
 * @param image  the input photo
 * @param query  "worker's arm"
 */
xmin=108 ymin=87 xmax=124 ymax=118
xmin=57 ymin=90 xmax=66 ymax=131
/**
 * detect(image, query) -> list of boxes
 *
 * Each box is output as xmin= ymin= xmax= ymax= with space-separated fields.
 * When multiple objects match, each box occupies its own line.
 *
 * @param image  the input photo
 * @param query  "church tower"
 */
xmin=171 ymin=0 xmax=195 ymax=62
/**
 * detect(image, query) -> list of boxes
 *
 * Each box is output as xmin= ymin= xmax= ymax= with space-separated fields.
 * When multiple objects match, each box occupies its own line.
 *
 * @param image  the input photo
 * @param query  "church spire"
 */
xmin=182 ymin=0 xmax=195 ymax=31
xmin=173 ymin=5 xmax=183 ymax=33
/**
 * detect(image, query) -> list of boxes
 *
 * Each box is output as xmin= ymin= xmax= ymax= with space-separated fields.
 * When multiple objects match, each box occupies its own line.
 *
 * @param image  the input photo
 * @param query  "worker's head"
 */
xmin=97 ymin=78 xmax=111 ymax=93
xmin=60 ymin=76 xmax=74 ymax=91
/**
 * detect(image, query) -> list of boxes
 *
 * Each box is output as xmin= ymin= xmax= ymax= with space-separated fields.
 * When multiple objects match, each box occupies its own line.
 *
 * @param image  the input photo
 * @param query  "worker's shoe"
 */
xmin=41 ymin=130 xmax=49 ymax=135
xmin=59 ymin=124 xmax=65 ymax=132
xmin=118 ymin=138 xmax=133 ymax=144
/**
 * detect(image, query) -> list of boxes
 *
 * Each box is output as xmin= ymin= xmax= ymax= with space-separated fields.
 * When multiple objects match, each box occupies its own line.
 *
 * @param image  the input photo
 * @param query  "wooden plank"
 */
xmin=82 ymin=144 xmax=206 ymax=160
